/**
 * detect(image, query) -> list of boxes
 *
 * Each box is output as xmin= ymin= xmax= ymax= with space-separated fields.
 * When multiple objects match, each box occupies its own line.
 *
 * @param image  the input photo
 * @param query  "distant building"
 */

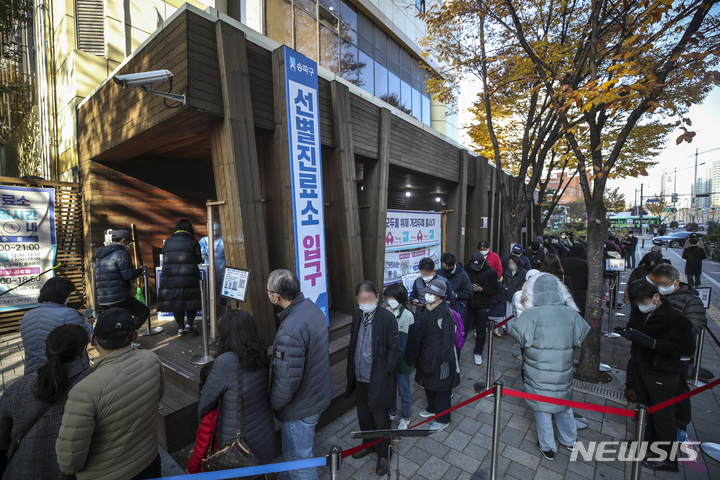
xmin=544 ymin=172 xmax=583 ymax=204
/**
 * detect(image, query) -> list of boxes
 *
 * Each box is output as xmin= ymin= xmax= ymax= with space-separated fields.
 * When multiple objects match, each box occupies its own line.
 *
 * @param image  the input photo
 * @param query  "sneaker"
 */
xmin=419 ymin=409 xmax=434 ymax=418
xmin=177 ymin=329 xmax=185 ymax=337
xmin=677 ymin=428 xmax=688 ymax=443
xmin=389 ymin=413 xmax=397 ymax=422
xmin=562 ymin=444 xmax=575 ymax=452
xmin=474 ymin=354 xmax=483 ymax=365
xmin=429 ymin=421 xmax=448 ymax=431
xmin=537 ymin=442 xmax=554 ymax=461
xmin=184 ymin=325 xmax=199 ymax=335
xmin=398 ymin=418 xmax=410 ymax=430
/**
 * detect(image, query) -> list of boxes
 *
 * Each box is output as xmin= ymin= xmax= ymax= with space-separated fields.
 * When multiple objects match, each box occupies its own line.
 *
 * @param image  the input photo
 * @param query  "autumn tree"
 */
xmin=604 ymin=187 xmax=627 ymax=213
xmin=645 ymin=194 xmax=670 ymax=220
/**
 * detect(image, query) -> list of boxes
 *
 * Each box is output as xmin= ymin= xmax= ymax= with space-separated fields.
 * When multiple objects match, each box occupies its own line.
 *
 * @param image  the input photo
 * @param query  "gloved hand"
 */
xmin=440 ymin=362 xmax=449 ymax=380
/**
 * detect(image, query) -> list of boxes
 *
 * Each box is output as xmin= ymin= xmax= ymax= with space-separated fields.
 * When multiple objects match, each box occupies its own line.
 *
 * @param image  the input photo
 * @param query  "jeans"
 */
xmin=389 ymin=372 xmax=412 ymax=420
xmin=173 ymin=311 xmax=197 ymax=329
xmin=688 ymin=274 xmax=702 ymax=287
xmin=99 ymin=297 xmax=150 ymax=331
xmin=626 ymin=250 xmax=636 ymax=269
xmin=425 ymin=389 xmax=452 ymax=424
xmin=279 ymin=412 xmax=321 ymax=480
xmin=467 ymin=307 xmax=490 ymax=355
xmin=534 ymin=408 xmax=577 ymax=452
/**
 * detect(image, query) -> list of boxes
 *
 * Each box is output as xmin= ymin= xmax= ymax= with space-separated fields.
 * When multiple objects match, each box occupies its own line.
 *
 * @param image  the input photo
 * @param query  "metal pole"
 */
xmin=91 ymin=262 xmax=97 ymax=310
xmin=630 ymin=404 xmax=648 ymax=480
xmin=140 ymin=270 xmax=163 ymax=336
xmin=191 ymin=278 xmax=215 ymax=365
xmin=328 ymin=445 xmax=342 ymax=480
xmin=206 ymin=200 xmax=225 ymax=340
xmin=489 ymin=381 xmax=504 ymax=480
xmin=639 ymin=184 xmax=644 ymax=236
xmin=486 ymin=320 xmax=495 ymax=388
xmin=693 ymin=329 xmax=706 ymax=386
xmin=693 ymin=148 xmax=699 ymax=222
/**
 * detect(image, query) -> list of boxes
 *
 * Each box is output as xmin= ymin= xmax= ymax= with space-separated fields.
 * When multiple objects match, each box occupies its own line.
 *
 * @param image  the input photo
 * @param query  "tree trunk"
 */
xmin=575 ymin=195 xmax=608 ymax=382
xmin=534 ymin=204 xmax=546 ymax=237
xmin=500 ymin=201 xmax=527 ymax=256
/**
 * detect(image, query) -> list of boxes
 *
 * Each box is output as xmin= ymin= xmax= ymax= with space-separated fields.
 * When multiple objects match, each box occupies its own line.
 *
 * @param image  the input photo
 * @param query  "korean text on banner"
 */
xmin=284 ymin=47 xmax=329 ymax=321
xmin=385 ymin=210 xmax=442 ymax=252
xmin=0 ymin=186 xmax=56 ymax=311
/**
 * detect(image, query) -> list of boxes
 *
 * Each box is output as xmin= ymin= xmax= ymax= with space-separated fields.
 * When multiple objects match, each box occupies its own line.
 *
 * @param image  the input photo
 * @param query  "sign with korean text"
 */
xmin=0 ymin=186 xmax=56 ymax=311
xmin=384 ymin=244 xmax=441 ymax=286
xmin=385 ymin=210 xmax=442 ymax=252
xmin=220 ymin=267 xmax=250 ymax=303
xmin=283 ymin=47 xmax=328 ymax=321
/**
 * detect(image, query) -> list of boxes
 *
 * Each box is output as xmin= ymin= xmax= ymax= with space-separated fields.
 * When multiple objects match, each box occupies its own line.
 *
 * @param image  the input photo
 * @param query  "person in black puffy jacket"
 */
xmin=158 ymin=219 xmax=203 ymax=336
xmin=197 ymin=309 xmax=275 ymax=474
xmin=463 ymin=252 xmax=501 ymax=365
xmin=95 ymin=229 xmax=149 ymax=330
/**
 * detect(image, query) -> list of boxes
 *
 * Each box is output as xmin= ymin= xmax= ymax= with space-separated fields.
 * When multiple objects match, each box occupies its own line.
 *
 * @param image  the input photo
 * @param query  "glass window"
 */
xmin=401 ymin=49 xmax=412 ymax=72
xmin=320 ymin=25 xmax=339 ymax=73
xmin=375 ymin=62 xmax=388 ymax=99
xmin=401 ymin=68 xmax=411 ymax=84
xmin=358 ymin=35 xmax=373 ymax=56
xmin=416 ymin=0 xmax=425 ymax=13
xmin=340 ymin=39 xmax=358 ymax=84
xmin=412 ymin=88 xmax=421 ymax=121
xmin=569 ymin=186 xmax=573 ymax=197
xmin=319 ymin=0 xmax=337 ymax=14
xmin=358 ymin=50 xmax=373 ymax=94
xmin=388 ymin=38 xmax=400 ymax=64
xmin=340 ymin=0 xmax=357 ymax=30
xmin=388 ymin=71 xmax=400 ymax=99
xmin=266 ymin=0 xmax=292 ymax=47
xmin=422 ymin=95 xmax=430 ymax=125
xmin=295 ymin=6 xmax=318 ymax=61
xmin=401 ymin=80 xmax=411 ymax=113
xmin=388 ymin=59 xmax=400 ymax=76
xmin=374 ymin=24 xmax=388 ymax=54
xmin=412 ymin=60 xmax=421 ymax=80
xmin=296 ymin=0 xmax=316 ymax=15
xmin=412 ymin=77 xmax=422 ymax=91
xmin=357 ymin=12 xmax=372 ymax=41
xmin=375 ymin=48 xmax=387 ymax=67
xmin=340 ymin=21 xmax=356 ymax=43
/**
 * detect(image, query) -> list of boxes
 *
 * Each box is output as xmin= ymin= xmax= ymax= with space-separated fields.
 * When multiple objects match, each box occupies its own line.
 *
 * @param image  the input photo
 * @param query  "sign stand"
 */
xmin=220 ymin=267 xmax=250 ymax=303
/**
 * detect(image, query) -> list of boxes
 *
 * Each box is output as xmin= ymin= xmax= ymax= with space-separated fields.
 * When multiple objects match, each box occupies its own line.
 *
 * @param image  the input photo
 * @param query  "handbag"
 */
xmin=202 ymin=354 xmax=260 ymax=472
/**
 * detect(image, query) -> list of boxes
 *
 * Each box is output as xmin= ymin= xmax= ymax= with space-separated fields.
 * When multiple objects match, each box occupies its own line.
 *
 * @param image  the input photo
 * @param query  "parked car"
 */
xmin=697 ymin=223 xmax=708 ymax=231
xmin=652 ymin=231 xmax=704 ymax=248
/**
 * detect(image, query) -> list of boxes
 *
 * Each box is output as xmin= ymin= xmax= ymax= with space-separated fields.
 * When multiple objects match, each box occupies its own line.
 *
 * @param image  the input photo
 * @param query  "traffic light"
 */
xmin=672 ymin=193 xmax=678 ymax=203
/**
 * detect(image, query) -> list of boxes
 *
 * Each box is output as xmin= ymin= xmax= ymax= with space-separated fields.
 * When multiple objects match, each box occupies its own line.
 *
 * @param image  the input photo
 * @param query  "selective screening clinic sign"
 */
xmin=284 ymin=47 xmax=329 ymax=321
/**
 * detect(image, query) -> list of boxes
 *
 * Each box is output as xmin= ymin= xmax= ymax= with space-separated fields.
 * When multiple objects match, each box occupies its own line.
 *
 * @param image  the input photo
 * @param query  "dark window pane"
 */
xmin=401 ymin=48 xmax=412 ymax=72
xmin=401 ymin=80 xmax=411 ymax=112
xmin=340 ymin=39 xmax=358 ymax=84
xmin=320 ymin=25 xmax=339 ymax=73
xmin=296 ymin=0 xmax=316 ymax=16
xmin=388 ymin=38 xmax=400 ymax=63
xmin=375 ymin=48 xmax=387 ymax=67
xmin=412 ymin=77 xmax=422 ymax=91
xmin=295 ymin=6 xmax=318 ymax=61
xmin=422 ymin=95 xmax=430 ymax=125
xmin=358 ymin=11 xmax=372 ymax=41
xmin=319 ymin=0 xmax=337 ymax=15
xmin=412 ymin=88 xmax=421 ymax=120
xmin=415 ymin=0 xmax=425 ymax=13
xmin=374 ymin=24 xmax=388 ymax=54
xmin=340 ymin=0 xmax=357 ymax=30
xmin=401 ymin=68 xmax=411 ymax=84
xmin=412 ymin=60 xmax=421 ymax=80
xmin=375 ymin=62 xmax=388 ymax=99
xmin=358 ymin=35 xmax=373 ymax=56
xmin=340 ymin=21 xmax=356 ymax=43
xmin=388 ymin=59 xmax=400 ymax=76
xmin=358 ymin=50 xmax=373 ymax=94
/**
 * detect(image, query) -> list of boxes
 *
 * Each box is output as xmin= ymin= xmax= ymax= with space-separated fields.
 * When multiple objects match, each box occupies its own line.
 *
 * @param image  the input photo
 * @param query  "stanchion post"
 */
xmin=328 ymin=445 xmax=342 ymax=480
xmin=140 ymin=270 xmax=163 ymax=336
xmin=91 ymin=262 xmax=97 ymax=310
xmin=630 ymin=404 xmax=648 ymax=480
xmin=191 ymin=278 xmax=215 ymax=365
xmin=486 ymin=320 xmax=495 ymax=389
xmin=693 ymin=329 xmax=706 ymax=386
xmin=489 ymin=381 xmax=504 ymax=480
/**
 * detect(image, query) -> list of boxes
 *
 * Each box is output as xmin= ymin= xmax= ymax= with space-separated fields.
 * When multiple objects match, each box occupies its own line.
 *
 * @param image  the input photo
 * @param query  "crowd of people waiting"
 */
xmin=0 ymin=222 xmax=708 ymax=478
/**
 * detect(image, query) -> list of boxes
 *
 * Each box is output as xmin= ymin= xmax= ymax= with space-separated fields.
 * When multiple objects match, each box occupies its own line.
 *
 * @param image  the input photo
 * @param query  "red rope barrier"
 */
xmin=494 ymin=315 xmax=514 ymax=329
xmin=648 ymin=377 xmax=720 ymax=414
xmin=706 ymin=324 xmax=720 ymax=349
xmin=503 ymin=389 xmax=637 ymax=417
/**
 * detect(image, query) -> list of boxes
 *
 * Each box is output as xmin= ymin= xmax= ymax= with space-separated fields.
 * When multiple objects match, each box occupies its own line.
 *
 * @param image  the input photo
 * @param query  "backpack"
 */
xmin=450 ymin=308 xmax=465 ymax=349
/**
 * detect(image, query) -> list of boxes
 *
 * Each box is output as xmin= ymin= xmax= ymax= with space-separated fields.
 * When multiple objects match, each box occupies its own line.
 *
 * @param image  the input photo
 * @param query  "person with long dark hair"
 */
xmin=197 ymin=310 xmax=275 ymax=476
xmin=20 ymin=277 xmax=94 ymax=375
xmin=0 ymin=324 xmax=92 ymax=479
xmin=158 ymin=219 xmax=203 ymax=336
xmin=540 ymin=254 xmax=574 ymax=295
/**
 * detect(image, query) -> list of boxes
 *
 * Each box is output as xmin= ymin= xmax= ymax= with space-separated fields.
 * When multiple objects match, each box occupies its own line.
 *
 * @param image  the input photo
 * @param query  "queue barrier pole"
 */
xmin=91 ymin=262 xmax=98 ymax=309
xmin=486 ymin=320 xmax=495 ymax=390
xmin=191 ymin=277 xmax=215 ymax=365
xmin=140 ymin=270 xmax=163 ymax=336
xmin=328 ymin=445 xmax=342 ymax=480
xmin=471 ymin=381 xmax=503 ymax=480
xmin=693 ymin=329 xmax=706 ymax=386
xmin=630 ymin=404 xmax=648 ymax=480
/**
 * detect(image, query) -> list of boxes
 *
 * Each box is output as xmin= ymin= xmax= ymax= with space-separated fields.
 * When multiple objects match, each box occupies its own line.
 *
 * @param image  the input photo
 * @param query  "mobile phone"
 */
xmin=83 ymin=309 xmax=95 ymax=319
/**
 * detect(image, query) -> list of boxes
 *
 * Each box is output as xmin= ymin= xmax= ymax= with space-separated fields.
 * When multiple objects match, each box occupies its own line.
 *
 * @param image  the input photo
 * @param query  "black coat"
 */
xmin=463 ymin=262 xmax=501 ymax=309
xmin=682 ymin=245 xmax=706 ymax=276
xmin=501 ymin=268 xmax=527 ymax=303
xmin=524 ymin=248 xmax=546 ymax=270
xmin=95 ymin=244 xmax=142 ymax=305
xmin=158 ymin=231 xmax=203 ymax=312
xmin=414 ymin=302 xmax=460 ymax=392
xmin=436 ymin=264 xmax=473 ymax=305
xmin=627 ymin=298 xmax=695 ymax=375
xmin=345 ymin=307 xmax=401 ymax=411
xmin=561 ymin=244 xmax=588 ymax=315
xmin=622 ymin=235 xmax=638 ymax=252
xmin=666 ymin=283 xmax=707 ymax=336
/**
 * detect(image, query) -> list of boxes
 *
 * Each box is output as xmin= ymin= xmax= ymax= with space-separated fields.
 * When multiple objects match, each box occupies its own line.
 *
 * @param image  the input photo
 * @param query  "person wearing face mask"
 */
xmin=682 ymin=233 xmax=706 ymax=287
xmin=651 ymin=263 xmax=706 ymax=442
xmin=383 ymin=283 xmax=418 ymax=430
xmin=436 ymin=252 xmax=472 ymax=324
xmin=501 ymin=255 xmax=527 ymax=334
xmin=476 ymin=240 xmax=503 ymax=278
xmin=622 ymin=281 xmax=695 ymax=473
xmin=19 ymin=277 xmax=94 ymax=375
xmin=525 ymin=238 xmax=547 ymax=269
xmin=621 ymin=230 xmax=638 ymax=269
xmin=345 ymin=281 xmax=401 ymax=475
xmin=94 ymin=228 xmax=149 ymax=331
xmin=409 ymin=257 xmax=456 ymax=309
xmin=500 ymin=244 xmax=532 ymax=272
xmin=464 ymin=252 xmax=501 ymax=365
xmin=414 ymin=279 xmax=460 ymax=431
xmin=267 ymin=269 xmax=331 ymax=480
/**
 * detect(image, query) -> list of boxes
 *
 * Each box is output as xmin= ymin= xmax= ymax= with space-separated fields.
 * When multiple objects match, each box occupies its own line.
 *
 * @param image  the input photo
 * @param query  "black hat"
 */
xmin=469 ymin=252 xmax=485 ymax=271
xmin=93 ymin=308 xmax=136 ymax=339
xmin=111 ymin=229 xmax=132 ymax=242
xmin=426 ymin=278 xmax=447 ymax=297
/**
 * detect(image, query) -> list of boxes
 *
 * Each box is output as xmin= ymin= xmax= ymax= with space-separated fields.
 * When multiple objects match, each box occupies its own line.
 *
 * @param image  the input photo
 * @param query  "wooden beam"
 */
xmin=465 ymin=155 xmax=482 ymax=263
xmin=445 ymin=150 xmax=469 ymax=257
xmin=324 ymin=81 xmax=364 ymax=311
xmin=359 ymin=107 xmax=391 ymax=294
xmin=212 ymin=20 xmax=274 ymax=345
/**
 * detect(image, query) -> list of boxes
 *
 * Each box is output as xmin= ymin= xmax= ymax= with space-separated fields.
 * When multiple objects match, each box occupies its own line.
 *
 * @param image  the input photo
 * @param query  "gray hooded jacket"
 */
xmin=510 ymin=274 xmax=590 ymax=413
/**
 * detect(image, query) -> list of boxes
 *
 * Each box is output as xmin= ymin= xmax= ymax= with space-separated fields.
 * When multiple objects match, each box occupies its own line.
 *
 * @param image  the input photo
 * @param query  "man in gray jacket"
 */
xmin=267 ymin=269 xmax=332 ymax=480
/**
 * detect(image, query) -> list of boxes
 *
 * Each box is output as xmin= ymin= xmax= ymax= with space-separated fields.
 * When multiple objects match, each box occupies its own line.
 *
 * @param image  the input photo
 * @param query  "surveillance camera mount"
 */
xmin=141 ymin=85 xmax=186 ymax=106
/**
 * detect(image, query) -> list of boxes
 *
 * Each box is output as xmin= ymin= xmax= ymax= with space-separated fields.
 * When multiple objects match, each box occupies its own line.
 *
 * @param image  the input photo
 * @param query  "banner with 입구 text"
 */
xmin=284 ymin=47 xmax=329 ymax=321
xmin=0 ymin=186 xmax=56 ymax=312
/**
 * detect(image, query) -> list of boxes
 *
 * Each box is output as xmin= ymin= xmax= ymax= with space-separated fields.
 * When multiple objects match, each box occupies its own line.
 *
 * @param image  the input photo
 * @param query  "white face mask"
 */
xmin=268 ymin=293 xmax=278 ymax=305
xmin=422 ymin=275 xmax=434 ymax=283
xmin=658 ymin=283 xmax=676 ymax=296
xmin=561 ymin=235 xmax=566 ymax=239
xmin=359 ymin=302 xmax=377 ymax=314
xmin=425 ymin=293 xmax=437 ymax=303
xmin=509 ymin=264 xmax=518 ymax=272
xmin=638 ymin=298 xmax=657 ymax=313
xmin=387 ymin=299 xmax=400 ymax=310
xmin=480 ymin=250 xmax=489 ymax=256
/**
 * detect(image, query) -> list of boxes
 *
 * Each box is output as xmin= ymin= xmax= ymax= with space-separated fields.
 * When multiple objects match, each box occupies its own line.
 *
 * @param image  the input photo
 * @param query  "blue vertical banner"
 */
xmin=283 ymin=47 xmax=329 ymax=321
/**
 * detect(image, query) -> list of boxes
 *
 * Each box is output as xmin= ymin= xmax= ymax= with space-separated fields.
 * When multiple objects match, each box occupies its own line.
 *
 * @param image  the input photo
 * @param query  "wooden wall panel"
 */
xmin=246 ymin=42 xmax=275 ymax=130
xmin=319 ymin=78 xmax=336 ymax=147
xmin=349 ymin=94 xmax=381 ymax=159
xmin=388 ymin=116 xmax=460 ymax=182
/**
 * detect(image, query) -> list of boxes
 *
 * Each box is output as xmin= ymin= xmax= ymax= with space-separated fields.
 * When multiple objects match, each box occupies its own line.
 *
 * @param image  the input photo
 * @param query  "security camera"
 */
xmin=113 ymin=70 xmax=173 ymax=88
xmin=112 ymin=69 xmax=186 ymax=106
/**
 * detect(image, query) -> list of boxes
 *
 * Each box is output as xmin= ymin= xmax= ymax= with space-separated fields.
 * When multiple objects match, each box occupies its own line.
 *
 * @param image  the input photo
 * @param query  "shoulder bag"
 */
xmin=202 ymin=355 xmax=260 ymax=471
